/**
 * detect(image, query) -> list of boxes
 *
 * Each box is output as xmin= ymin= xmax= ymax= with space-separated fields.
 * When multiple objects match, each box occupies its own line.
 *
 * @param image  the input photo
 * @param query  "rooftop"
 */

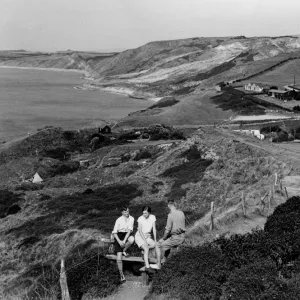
xmin=269 ymin=89 xmax=288 ymax=94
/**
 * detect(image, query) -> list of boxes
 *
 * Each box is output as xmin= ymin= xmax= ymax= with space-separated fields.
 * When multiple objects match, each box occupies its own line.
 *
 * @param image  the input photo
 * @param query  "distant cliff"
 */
xmin=1 ymin=36 xmax=300 ymax=97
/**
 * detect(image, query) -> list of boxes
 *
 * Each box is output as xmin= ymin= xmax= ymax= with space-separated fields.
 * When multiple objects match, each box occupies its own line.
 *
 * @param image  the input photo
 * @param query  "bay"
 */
xmin=0 ymin=67 xmax=151 ymax=142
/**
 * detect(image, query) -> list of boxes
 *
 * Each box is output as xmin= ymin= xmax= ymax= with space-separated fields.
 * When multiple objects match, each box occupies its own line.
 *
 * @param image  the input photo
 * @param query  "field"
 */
xmin=117 ymin=90 xmax=233 ymax=128
xmin=0 ymin=68 xmax=152 ymax=142
xmin=241 ymin=59 xmax=300 ymax=88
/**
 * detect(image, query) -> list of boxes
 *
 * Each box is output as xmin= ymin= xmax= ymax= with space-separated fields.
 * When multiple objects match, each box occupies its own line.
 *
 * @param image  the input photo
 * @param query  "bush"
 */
xmin=0 ymin=190 xmax=22 ymax=218
xmin=39 ymin=147 xmax=68 ymax=160
xmin=151 ymin=181 xmax=164 ymax=194
xmin=214 ymin=230 xmax=267 ymax=268
xmin=260 ymin=125 xmax=282 ymax=134
xmin=265 ymin=196 xmax=300 ymax=235
xmin=6 ymin=204 xmax=21 ymax=216
xmin=222 ymin=259 xmax=278 ymax=300
xmin=161 ymin=157 xmax=213 ymax=200
xmin=65 ymin=250 xmax=120 ymax=300
xmin=133 ymin=149 xmax=152 ymax=161
xmin=151 ymin=245 xmax=231 ymax=300
xmin=169 ymin=129 xmax=185 ymax=140
xmin=272 ymin=131 xmax=289 ymax=143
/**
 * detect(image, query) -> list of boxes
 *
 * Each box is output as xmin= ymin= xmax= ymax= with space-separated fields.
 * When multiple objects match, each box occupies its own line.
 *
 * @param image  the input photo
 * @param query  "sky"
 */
xmin=1 ymin=0 xmax=300 ymax=52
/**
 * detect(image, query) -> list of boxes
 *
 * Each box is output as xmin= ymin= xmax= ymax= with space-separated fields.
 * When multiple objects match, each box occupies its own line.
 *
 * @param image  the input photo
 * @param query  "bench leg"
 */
xmin=142 ymin=272 xmax=149 ymax=286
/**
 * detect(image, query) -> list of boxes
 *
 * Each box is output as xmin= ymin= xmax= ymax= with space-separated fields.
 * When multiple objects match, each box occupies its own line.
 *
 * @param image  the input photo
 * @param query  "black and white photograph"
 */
xmin=1 ymin=0 xmax=300 ymax=299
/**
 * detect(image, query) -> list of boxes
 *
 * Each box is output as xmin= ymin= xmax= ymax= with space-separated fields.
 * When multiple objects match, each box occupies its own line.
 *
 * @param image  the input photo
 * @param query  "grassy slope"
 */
xmin=116 ymin=90 xmax=233 ymax=128
xmin=1 ymin=127 xmax=300 ymax=298
xmin=241 ymin=59 xmax=300 ymax=87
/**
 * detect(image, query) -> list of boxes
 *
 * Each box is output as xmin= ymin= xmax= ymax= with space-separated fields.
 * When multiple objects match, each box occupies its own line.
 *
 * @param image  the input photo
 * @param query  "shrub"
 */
xmin=260 ymin=125 xmax=282 ymax=134
xmin=43 ymin=184 xmax=143 ymax=232
xmin=169 ymin=129 xmax=185 ymax=140
xmin=65 ymin=250 xmax=120 ymax=300
xmin=0 ymin=190 xmax=22 ymax=218
xmin=151 ymin=245 xmax=231 ymax=300
xmin=6 ymin=213 xmax=65 ymax=238
xmin=293 ymin=105 xmax=300 ymax=112
xmin=6 ymin=204 xmax=21 ymax=216
xmin=272 ymin=131 xmax=289 ymax=143
xmin=161 ymin=157 xmax=213 ymax=200
xmin=39 ymin=147 xmax=68 ymax=160
xmin=214 ymin=230 xmax=267 ymax=268
xmin=222 ymin=259 xmax=278 ymax=300
xmin=133 ymin=149 xmax=152 ymax=161
xmin=151 ymin=181 xmax=164 ymax=194
xmin=265 ymin=196 xmax=300 ymax=235
xmin=180 ymin=145 xmax=203 ymax=160
xmin=15 ymin=182 xmax=44 ymax=191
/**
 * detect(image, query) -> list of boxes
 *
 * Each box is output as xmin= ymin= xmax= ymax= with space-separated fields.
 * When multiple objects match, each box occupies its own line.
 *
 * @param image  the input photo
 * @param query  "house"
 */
xmin=244 ymin=83 xmax=269 ymax=93
xmin=98 ymin=125 xmax=111 ymax=134
xmin=268 ymin=89 xmax=289 ymax=100
xmin=215 ymin=83 xmax=225 ymax=92
xmin=284 ymin=85 xmax=300 ymax=92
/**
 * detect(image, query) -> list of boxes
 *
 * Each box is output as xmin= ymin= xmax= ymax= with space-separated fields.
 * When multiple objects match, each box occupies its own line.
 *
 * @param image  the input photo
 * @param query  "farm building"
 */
xmin=98 ymin=125 xmax=111 ymax=134
xmin=268 ymin=89 xmax=289 ymax=100
xmin=244 ymin=83 xmax=269 ymax=93
xmin=284 ymin=85 xmax=300 ymax=92
xmin=215 ymin=82 xmax=227 ymax=92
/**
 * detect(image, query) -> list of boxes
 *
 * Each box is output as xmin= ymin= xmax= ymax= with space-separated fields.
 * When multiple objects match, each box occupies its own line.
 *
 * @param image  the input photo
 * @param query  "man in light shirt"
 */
xmin=154 ymin=199 xmax=186 ymax=269
xmin=112 ymin=206 xmax=135 ymax=282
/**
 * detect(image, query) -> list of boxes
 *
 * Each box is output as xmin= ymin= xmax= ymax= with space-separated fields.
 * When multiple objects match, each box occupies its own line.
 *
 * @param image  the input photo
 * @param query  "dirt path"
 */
xmin=100 ymin=276 xmax=149 ymax=300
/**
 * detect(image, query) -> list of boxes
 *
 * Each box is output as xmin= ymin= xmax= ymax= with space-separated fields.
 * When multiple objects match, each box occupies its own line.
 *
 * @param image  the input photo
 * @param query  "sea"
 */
xmin=0 ymin=67 xmax=151 ymax=142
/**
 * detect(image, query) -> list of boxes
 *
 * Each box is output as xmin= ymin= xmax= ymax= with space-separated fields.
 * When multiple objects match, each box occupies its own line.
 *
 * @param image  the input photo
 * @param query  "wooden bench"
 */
xmin=101 ymin=238 xmax=157 ymax=285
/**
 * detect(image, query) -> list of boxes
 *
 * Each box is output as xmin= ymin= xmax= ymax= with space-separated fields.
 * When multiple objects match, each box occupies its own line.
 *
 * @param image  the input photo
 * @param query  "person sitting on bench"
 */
xmin=154 ymin=199 xmax=186 ymax=269
xmin=112 ymin=206 xmax=135 ymax=282
xmin=135 ymin=206 xmax=158 ymax=274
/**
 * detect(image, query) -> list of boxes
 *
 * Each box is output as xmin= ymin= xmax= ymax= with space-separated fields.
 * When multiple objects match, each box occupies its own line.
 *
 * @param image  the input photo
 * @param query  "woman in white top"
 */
xmin=135 ymin=206 xmax=157 ymax=273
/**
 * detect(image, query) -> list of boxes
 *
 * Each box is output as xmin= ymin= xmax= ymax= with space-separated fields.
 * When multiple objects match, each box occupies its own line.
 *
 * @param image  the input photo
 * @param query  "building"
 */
xmin=284 ymin=85 xmax=300 ymax=92
xmin=244 ymin=83 xmax=266 ymax=93
xmin=215 ymin=82 xmax=227 ymax=92
xmin=99 ymin=125 xmax=111 ymax=134
xmin=268 ymin=89 xmax=289 ymax=100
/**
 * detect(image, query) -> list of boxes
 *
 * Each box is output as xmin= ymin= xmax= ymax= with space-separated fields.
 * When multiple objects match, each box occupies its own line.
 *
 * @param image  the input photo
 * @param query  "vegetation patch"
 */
xmin=161 ymin=148 xmax=213 ymax=200
xmin=212 ymin=87 xmax=291 ymax=115
xmin=151 ymin=245 xmax=231 ymax=300
xmin=150 ymin=196 xmax=300 ymax=300
xmin=6 ymin=213 xmax=65 ymax=238
xmin=149 ymin=97 xmax=179 ymax=109
xmin=0 ymin=190 xmax=22 ymax=218
xmin=12 ymin=244 xmax=120 ymax=300
xmin=148 ymin=124 xmax=185 ymax=141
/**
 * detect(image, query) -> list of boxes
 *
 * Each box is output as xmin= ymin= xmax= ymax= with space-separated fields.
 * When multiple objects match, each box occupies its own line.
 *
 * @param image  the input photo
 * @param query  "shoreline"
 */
xmin=0 ymin=65 xmax=86 ymax=74
xmin=95 ymin=86 xmax=162 ymax=102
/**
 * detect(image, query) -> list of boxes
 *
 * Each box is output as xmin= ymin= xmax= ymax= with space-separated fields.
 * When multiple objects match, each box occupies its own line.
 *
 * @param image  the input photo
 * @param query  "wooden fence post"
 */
xmin=261 ymin=192 xmax=269 ymax=214
xmin=274 ymin=173 xmax=278 ymax=186
xmin=241 ymin=192 xmax=246 ymax=217
xmin=210 ymin=201 xmax=214 ymax=231
xmin=60 ymin=259 xmax=71 ymax=300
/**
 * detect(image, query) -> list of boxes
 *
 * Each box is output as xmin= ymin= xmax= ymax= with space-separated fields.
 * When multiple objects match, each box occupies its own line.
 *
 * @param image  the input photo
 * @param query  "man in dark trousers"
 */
xmin=153 ymin=199 xmax=186 ymax=269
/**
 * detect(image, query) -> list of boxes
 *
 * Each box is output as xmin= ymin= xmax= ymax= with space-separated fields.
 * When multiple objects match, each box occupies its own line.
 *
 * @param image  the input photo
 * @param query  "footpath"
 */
xmin=101 ymin=275 xmax=149 ymax=300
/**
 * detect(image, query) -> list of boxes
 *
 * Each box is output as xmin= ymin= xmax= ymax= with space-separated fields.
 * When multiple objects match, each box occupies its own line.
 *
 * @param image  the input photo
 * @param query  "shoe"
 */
xmin=120 ymin=274 xmax=126 ymax=283
xmin=150 ymin=263 xmax=161 ymax=270
xmin=145 ymin=267 xmax=156 ymax=274
xmin=122 ymin=251 xmax=130 ymax=257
